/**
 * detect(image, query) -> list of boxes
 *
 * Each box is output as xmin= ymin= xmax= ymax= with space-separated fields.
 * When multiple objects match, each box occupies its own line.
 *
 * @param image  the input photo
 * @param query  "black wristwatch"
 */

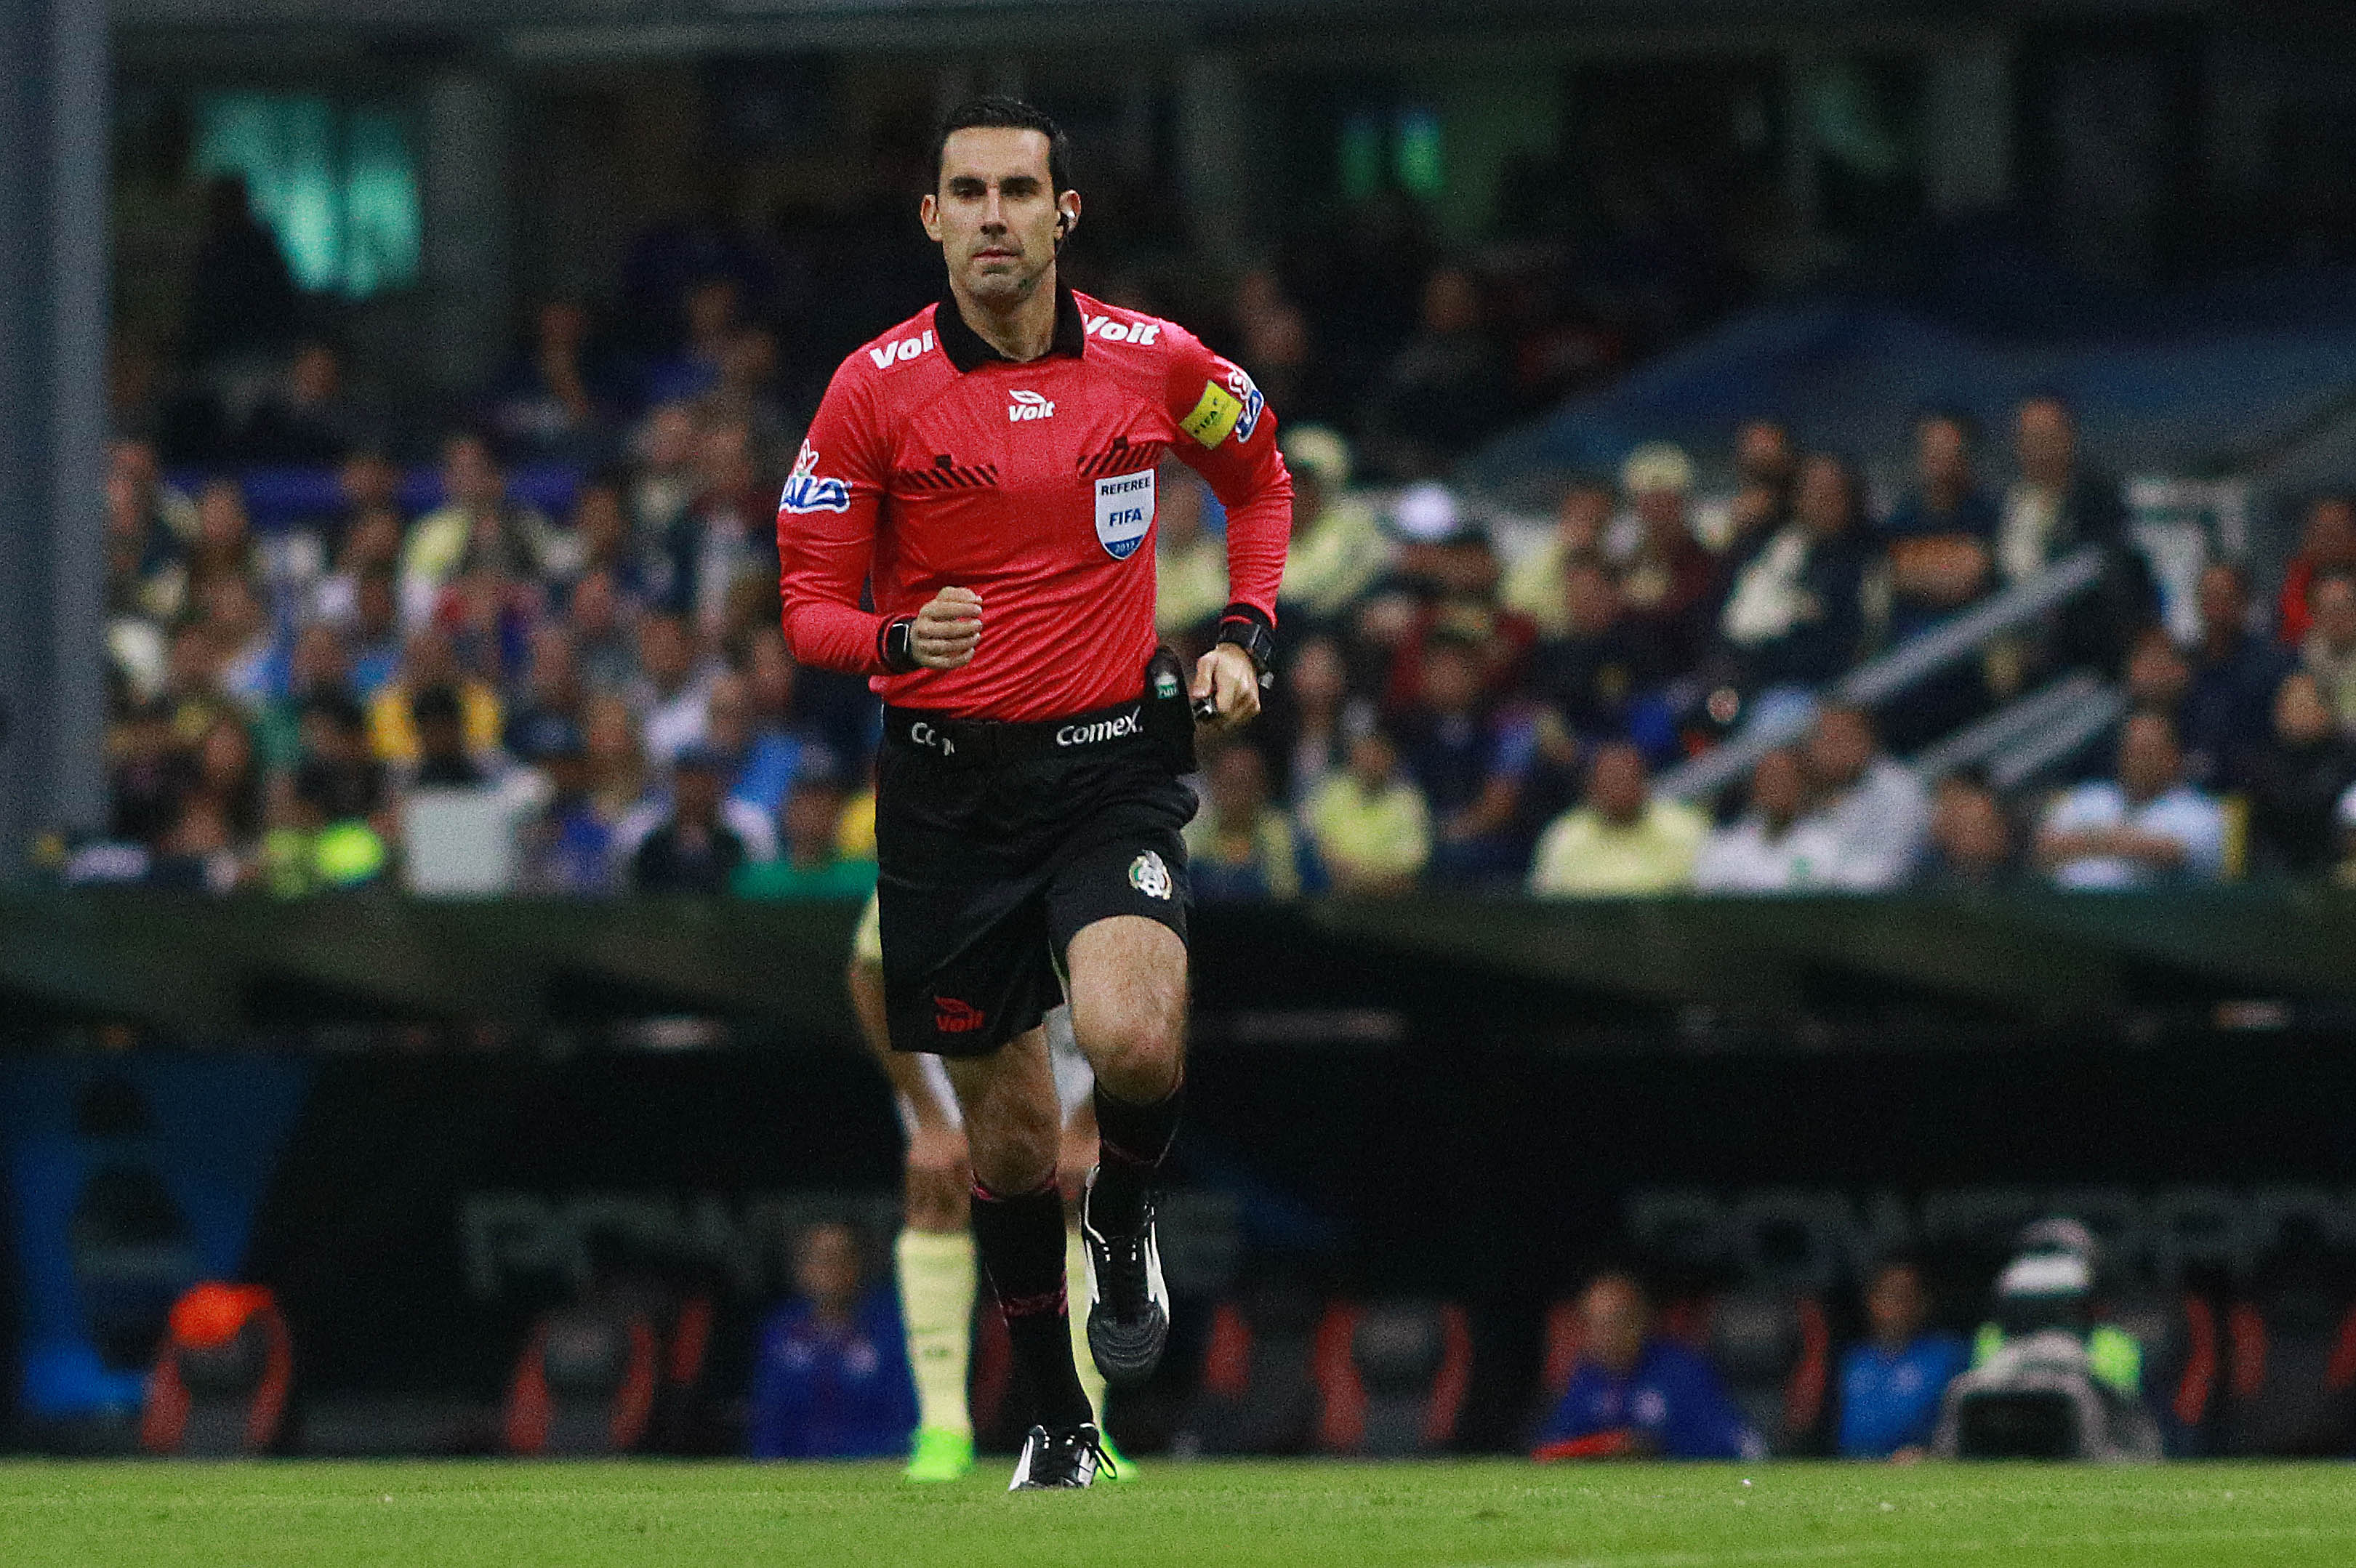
xmin=879 ymin=616 xmax=919 ymax=674
xmin=1215 ymin=605 xmax=1276 ymax=688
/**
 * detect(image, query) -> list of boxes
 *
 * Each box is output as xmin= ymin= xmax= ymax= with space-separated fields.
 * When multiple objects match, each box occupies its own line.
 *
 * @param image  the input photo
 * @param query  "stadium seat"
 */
xmin=501 ymin=1303 xmax=659 ymax=1456
xmin=1311 ymin=1300 xmax=1472 ymax=1456
xmin=1702 ymin=1292 xmax=1829 ymax=1455
xmin=139 ymin=1282 xmax=294 ymax=1457
xmin=2222 ymin=1290 xmax=2356 ymax=1456
xmin=1540 ymin=1291 xmax=1825 ymax=1453
xmin=646 ymin=1291 xmax=718 ymax=1454
xmin=2102 ymin=1288 xmax=2221 ymax=1454
xmin=1183 ymin=1284 xmax=1325 ymax=1455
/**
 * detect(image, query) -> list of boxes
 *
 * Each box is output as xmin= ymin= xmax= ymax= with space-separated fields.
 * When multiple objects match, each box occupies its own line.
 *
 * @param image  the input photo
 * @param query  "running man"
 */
xmin=779 ymin=96 xmax=1290 ymax=1487
xmin=845 ymin=892 xmax=1130 ymax=1480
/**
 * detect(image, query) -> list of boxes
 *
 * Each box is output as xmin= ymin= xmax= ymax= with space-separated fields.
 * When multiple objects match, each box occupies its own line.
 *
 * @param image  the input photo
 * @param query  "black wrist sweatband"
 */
xmin=879 ymin=616 xmax=918 ymax=674
xmin=1215 ymin=604 xmax=1275 ymax=683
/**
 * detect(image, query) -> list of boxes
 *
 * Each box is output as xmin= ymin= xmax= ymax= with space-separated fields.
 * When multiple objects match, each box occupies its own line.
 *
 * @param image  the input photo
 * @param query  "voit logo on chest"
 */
xmin=1008 ymin=389 xmax=1055 ymax=422
xmin=1093 ymin=468 xmax=1156 ymax=560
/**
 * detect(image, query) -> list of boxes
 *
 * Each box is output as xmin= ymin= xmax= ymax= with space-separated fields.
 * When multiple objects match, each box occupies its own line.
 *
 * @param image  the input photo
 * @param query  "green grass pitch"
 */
xmin=3 ymin=1460 xmax=2349 ymax=1567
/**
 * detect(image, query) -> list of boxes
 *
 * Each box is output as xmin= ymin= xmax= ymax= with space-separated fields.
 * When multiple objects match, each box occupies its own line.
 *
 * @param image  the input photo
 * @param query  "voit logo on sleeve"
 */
xmin=1094 ymin=468 xmax=1156 ymax=560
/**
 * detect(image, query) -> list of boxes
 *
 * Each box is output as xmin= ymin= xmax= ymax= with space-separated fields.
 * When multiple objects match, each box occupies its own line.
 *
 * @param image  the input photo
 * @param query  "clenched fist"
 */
xmin=913 ymin=586 xmax=983 ymax=670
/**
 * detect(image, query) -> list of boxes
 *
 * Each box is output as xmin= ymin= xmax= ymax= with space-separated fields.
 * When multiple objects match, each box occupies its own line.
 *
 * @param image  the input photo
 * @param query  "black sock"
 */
xmin=1091 ymin=1079 xmax=1184 ymax=1236
xmin=970 ymin=1181 xmax=1093 ymax=1429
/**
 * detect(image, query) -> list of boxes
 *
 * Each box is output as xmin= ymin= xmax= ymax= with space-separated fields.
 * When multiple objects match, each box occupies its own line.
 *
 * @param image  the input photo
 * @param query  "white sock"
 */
xmin=1066 ymin=1223 xmax=1109 ymax=1428
xmin=896 ymin=1228 xmax=976 ymax=1436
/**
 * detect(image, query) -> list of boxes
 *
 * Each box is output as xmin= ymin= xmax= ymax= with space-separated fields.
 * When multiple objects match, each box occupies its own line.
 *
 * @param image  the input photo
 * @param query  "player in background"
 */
xmin=778 ymin=96 xmax=1289 ymax=1487
xmin=844 ymin=894 xmax=1130 ymax=1480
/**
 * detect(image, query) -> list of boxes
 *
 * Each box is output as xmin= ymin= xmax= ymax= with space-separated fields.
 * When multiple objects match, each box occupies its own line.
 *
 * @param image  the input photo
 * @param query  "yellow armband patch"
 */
xmin=1181 ymin=382 xmax=1245 ymax=447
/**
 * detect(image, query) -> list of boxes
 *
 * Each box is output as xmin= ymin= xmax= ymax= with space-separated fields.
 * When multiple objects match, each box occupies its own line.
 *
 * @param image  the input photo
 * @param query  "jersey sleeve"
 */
xmin=1159 ymin=326 xmax=1292 ymax=626
xmin=776 ymin=360 xmax=894 ymax=675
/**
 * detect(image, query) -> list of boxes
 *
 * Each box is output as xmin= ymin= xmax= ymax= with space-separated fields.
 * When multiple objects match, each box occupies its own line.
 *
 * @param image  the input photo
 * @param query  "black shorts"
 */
xmin=874 ymin=700 xmax=1196 ymax=1058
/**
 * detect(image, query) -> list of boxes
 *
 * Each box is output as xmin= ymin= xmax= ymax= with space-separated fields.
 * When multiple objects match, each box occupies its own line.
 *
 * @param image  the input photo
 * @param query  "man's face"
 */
xmin=924 ymin=127 xmax=1075 ymax=310
xmin=1582 ymin=1276 xmax=1649 ymax=1375
xmin=749 ymin=630 xmax=796 ymax=715
xmin=1932 ymin=783 xmax=2008 ymax=871
xmin=356 ymin=574 xmax=398 ymax=638
xmin=674 ymin=763 xmax=722 ymax=821
xmin=1348 ymin=731 xmax=1396 ymax=789
xmin=417 ymin=713 xmax=467 ymax=763
xmin=2015 ymin=399 xmax=2075 ymax=484
xmin=1420 ymin=643 xmax=1481 ymax=714
xmin=1736 ymin=421 xmax=1793 ymax=484
xmin=1751 ymin=749 xmax=1805 ymax=824
xmin=1918 ymin=419 xmax=1970 ymax=491
xmin=340 ymin=451 xmax=398 ymax=511
xmin=2125 ymin=630 xmax=2189 ymax=706
xmin=704 ymin=675 xmax=749 ymax=755
xmin=292 ymin=624 xmax=347 ymax=689
xmin=446 ymin=438 xmax=502 ymax=510
xmin=639 ymin=615 xmax=693 ymax=686
xmin=2302 ymin=499 xmax=2356 ymax=565
xmin=1633 ymin=484 xmax=1685 ymax=538
xmin=1558 ymin=485 xmax=1612 ymax=550
xmin=1562 ymin=565 xmax=1619 ymax=638
xmin=794 ymin=1223 xmax=861 ymax=1313
xmin=1806 ymin=710 xmax=1874 ymax=790
xmin=1208 ymin=745 xmax=1268 ymax=819
xmin=1796 ymin=457 xmax=1852 ymax=538
xmin=572 ymin=571 xmax=619 ymax=638
xmin=2118 ymin=714 xmax=2180 ymax=800
xmin=1591 ymin=746 xmax=1648 ymax=825
xmin=1866 ymin=1265 xmax=1928 ymax=1348
xmin=2275 ymin=672 xmax=2334 ymax=747
xmin=2312 ymin=578 xmax=2356 ymax=650
xmin=2198 ymin=565 xmax=2246 ymax=642
xmin=784 ymin=784 xmax=843 ymax=861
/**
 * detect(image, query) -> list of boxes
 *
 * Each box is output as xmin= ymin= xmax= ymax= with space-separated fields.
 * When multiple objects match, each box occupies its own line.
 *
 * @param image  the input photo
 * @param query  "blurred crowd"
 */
xmin=92 ymin=210 xmax=2356 ymax=898
xmin=1189 ymin=400 xmax=2356 ymax=901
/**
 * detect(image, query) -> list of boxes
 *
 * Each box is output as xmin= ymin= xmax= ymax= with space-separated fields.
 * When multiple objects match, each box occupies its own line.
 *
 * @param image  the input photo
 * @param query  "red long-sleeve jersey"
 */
xmin=776 ymin=286 xmax=1292 ymax=722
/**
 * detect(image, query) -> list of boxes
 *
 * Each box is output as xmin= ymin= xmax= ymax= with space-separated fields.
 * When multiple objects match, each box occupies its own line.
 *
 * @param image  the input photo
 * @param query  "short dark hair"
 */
xmin=1915 ymin=406 xmax=1978 ymax=445
xmin=934 ymin=96 xmax=1072 ymax=196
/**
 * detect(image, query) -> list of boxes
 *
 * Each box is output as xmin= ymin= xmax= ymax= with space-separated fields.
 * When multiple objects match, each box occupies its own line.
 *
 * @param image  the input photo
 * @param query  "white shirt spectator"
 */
xmin=611 ymin=795 xmax=778 ymax=867
xmin=1693 ymin=813 xmax=1842 ymax=893
xmin=2038 ymin=781 xmax=2225 ymax=889
xmin=1802 ymin=758 xmax=1930 ymax=890
xmin=636 ymin=675 xmax=715 ymax=766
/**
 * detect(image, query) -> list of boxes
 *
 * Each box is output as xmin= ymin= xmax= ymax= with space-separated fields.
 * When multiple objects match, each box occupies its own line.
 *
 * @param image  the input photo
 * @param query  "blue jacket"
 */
xmin=1836 ymin=1332 xmax=1968 ymax=1458
xmin=745 ymin=1290 xmax=917 ymax=1460
xmin=1535 ymin=1340 xmax=1761 ymax=1460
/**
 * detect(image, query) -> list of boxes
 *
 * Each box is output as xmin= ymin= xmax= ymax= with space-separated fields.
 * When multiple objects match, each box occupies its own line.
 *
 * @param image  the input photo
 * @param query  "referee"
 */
xmin=776 ymin=97 xmax=1291 ymax=1489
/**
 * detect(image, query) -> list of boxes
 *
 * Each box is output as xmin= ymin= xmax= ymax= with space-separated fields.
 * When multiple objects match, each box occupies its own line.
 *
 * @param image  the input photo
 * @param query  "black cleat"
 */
xmin=1008 ymin=1422 xmax=1112 ymax=1489
xmin=1082 ymin=1167 xmax=1170 ymax=1387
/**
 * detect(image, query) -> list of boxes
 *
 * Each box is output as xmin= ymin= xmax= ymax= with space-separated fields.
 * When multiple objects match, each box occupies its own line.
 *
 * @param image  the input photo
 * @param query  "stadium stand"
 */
xmin=139 ymin=1283 xmax=294 ymax=1457
xmin=501 ymin=1303 xmax=659 ymax=1458
xmin=1182 ymin=1283 xmax=1325 ymax=1458
xmin=1702 ymin=1292 xmax=1830 ymax=1458
xmin=1311 ymin=1300 xmax=1473 ymax=1457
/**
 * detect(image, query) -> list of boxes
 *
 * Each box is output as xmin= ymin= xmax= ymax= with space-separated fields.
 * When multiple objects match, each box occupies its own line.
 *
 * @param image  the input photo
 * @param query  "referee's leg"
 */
xmin=1066 ymin=914 xmax=1186 ymax=1385
xmin=942 ymin=1029 xmax=1098 ymax=1436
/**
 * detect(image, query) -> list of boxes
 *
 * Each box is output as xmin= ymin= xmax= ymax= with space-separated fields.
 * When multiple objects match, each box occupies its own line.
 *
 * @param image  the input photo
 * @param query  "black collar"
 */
xmin=935 ymin=284 xmax=1087 ymax=372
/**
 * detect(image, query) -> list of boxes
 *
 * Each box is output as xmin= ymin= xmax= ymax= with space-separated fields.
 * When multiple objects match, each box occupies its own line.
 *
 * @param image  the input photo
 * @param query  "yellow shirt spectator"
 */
xmin=368 ymin=678 xmax=502 ymax=765
xmin=1529 ymin=742 xmax=1705 ymax=896
xmin=1303 ymin=731 xmax=1431 ymax=893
